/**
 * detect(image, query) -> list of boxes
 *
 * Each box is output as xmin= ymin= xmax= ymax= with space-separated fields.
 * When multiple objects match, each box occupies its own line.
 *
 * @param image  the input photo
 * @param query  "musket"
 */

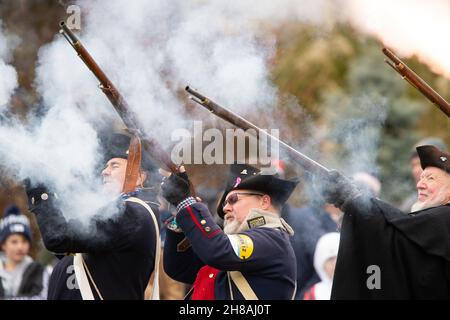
xmin=383 ymin=47 xmax=450 ymax=118
xmin=185 ymin=86 xmax=330 ymax=175
xmin=59 ymin=22 xmax=178 ymax=173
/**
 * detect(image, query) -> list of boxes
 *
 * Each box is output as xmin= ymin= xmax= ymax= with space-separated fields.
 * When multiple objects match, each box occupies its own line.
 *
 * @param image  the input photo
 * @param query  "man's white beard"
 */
xmin=410 ymin=201 xmax=426 ymax=212
xmin=411 ymin=189 xmax=449 ymax=212
xmin=223 ymin=219 xmax=243 ymax=235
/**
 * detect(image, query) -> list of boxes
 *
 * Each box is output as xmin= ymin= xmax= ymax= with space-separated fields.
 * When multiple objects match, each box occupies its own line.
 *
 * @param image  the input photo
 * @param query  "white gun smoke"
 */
xmin=0 ymin=0 xmax=282 ymax=225
xmin=0 ymin=21 xmax=18 ymax=110
xmin=0 ymin=0 xmax=447 ymax=226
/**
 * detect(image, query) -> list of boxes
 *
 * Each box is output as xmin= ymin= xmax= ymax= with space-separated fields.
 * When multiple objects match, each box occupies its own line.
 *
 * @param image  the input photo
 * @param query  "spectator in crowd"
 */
xmin=303 ymin=232 xmax=340 ymax=300
xmin=0 ymin=205 xmax=51 ymax=299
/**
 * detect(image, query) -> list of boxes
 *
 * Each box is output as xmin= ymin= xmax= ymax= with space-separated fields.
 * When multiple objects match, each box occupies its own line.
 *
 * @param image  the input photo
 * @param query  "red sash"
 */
xmin=191 ymin=265 xmax=220 ymax=300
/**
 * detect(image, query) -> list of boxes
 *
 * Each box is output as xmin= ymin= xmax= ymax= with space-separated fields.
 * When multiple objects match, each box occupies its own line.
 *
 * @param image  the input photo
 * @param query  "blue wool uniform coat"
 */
xmin=164 ymin=202 xmax=297 ymax=300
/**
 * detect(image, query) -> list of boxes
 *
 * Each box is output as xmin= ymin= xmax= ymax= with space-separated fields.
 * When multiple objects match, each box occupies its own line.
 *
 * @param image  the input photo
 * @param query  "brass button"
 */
xmin=41 ymin=193 xmax=49 ymax=201
xmin=209 ymin=273 xmax=214 ymax=279
xmin=205 ymin=226 xmax=211 ymax=232
xmin=200 ymin=219 xmax=207 ymax=225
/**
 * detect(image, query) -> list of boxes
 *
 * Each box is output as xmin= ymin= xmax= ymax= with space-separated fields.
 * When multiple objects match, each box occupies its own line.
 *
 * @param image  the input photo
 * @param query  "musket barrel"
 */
xmin=59 ymin=22 xmax=179 ymax=173
xmin=382 ymin=48 xmax=401 ymax=65
xmin=59 ymin=21 xmax=79 ymax=44
xmin=383 ymin=47 xmax=450 ymax=118
xmin=185 ymin=86 xmax=330 ymax=174
xmin=186 ymin=86 xmax=259 ymax=132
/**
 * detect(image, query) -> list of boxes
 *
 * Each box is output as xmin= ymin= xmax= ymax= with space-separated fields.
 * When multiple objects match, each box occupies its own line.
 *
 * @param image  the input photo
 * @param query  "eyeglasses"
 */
xmin=223 ymin=192 xmax=264 ymax=208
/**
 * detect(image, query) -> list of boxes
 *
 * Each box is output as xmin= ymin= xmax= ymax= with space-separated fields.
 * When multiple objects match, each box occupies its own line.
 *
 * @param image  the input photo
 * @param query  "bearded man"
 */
xmin=161 ymin=164 xmax=299 ymax=300
xmin=320 ymin=145 xmax=450 ymax=299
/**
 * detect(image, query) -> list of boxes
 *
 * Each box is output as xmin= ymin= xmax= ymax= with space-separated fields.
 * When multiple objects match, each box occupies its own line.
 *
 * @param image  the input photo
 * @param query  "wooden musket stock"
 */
xmin=59 ymin=22 xmax=178 ymax=173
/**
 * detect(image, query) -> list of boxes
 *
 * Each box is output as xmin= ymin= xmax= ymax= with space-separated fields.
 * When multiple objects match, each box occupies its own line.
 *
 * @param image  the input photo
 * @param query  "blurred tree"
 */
xmin=272 ymin=23 xmax=356 ymax=119
xmin=325 ymin=39 xmax=425 ymax=204
xmin=272 ymin=23 xmax=450 ymax=205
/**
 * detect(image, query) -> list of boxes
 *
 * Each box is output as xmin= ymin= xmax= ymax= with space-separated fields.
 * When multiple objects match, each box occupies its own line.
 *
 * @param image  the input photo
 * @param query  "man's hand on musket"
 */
xmin=314 ymin=170 xmax=361 ymax=211
xmin=22 ymin=178 xmax=52 ymax=209
xmin=159 ymin=166 xmax=194 ymax=208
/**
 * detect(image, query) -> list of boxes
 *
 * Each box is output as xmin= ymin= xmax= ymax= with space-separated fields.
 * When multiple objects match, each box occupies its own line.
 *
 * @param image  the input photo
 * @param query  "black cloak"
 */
xmin=331 ymin=197 xmax=450 ymax=300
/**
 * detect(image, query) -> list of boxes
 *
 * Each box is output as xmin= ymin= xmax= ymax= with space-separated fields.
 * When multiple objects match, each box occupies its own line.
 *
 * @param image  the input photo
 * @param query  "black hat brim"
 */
xmin=102 ymin=133 xmax=157 ymax=172
xmin=216 ymin=174 xmax=299 ymax=218
xmin=417 ymin=145 xmax=450 ymax=174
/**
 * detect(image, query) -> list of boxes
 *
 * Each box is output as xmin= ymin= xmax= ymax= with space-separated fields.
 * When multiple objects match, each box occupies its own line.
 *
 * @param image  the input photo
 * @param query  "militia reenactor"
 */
xmin=161 ymin=163 xmax=299 ymax=300
xmin=319 ymin=145 xmax=450 ymax=299
xmin=25 ymin=133 xmax=161 ymax=299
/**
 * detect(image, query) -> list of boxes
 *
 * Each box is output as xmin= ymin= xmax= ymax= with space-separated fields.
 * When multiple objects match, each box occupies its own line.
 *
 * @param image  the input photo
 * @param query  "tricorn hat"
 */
xmin=216 ymin=163 xmax=299 ymax=218
xmin=102 ymin=133 xmax=157 ymax=172
xmin=416 ymin=145 xmax=450 ymax=174
xmin=410 ymin=137 xmax=448 ymax=159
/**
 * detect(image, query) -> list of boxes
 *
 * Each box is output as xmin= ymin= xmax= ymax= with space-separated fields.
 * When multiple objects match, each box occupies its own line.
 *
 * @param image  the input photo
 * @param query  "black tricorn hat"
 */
xmin=416 ymin=145 xmax=450 ymax=174
xmin=102 ymin=133 xmax=157 ymax=172
xmin=410 ymin=137 xmax=448 ymax=159
xmin=216 ymin=163 xmax=299 ymax=218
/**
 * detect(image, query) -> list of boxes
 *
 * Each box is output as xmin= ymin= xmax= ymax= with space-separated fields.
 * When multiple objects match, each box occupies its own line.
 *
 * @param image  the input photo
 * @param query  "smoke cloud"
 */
xmin=0 ymin=21 xmax=18 ymax=110
xmin=0 ymin=0 xmax=285 ymax=225
xmin=0 ymin=0 xmax=447 ymax=226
